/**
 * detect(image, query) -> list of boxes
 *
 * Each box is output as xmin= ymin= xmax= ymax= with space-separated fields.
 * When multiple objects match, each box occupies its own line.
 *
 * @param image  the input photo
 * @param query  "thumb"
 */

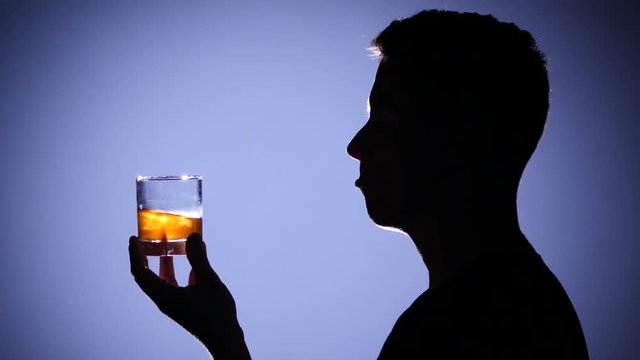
xmin=186 ymin=232 xmax=216 ymax=281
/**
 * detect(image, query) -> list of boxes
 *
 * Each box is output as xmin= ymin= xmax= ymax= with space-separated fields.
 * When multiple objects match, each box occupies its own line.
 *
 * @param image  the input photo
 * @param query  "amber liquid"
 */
xmin=137 ymin=209 xmax=202 ymax=256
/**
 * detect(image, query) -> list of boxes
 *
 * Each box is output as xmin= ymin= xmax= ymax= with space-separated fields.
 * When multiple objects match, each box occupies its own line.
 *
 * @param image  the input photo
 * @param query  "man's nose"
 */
xmin=347 ymin=127 xmax=365 ymax=161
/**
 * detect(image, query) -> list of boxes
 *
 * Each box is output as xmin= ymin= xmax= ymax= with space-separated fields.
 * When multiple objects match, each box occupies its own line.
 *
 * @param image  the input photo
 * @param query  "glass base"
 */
xmin=137 ymin=239 xmax=186 ymax=256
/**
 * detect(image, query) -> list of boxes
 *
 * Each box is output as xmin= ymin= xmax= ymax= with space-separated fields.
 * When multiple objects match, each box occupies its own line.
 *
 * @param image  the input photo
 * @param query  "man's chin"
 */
xmin=375 ymin=223 xmax=408 ymax=234
xmin=366 ymin=206 xmax=404 ymax=231
xmin=365 ymin=197 xmax=430 ymax=234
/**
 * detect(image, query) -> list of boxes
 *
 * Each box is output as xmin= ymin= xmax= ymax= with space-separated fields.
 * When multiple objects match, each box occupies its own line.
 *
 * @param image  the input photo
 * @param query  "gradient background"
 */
xmin=0 ymin=1 xmax=638 ymax=359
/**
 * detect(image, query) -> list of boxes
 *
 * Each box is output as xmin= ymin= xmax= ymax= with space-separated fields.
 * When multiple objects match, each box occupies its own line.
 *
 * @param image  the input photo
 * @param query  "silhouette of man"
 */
xmin=129 ymin=10 xmax=589 ymax=359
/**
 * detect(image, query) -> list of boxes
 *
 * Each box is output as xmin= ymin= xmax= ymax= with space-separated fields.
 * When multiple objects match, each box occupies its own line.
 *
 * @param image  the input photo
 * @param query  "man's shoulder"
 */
xmin=378 ymin=248 xmax=589 ymax=359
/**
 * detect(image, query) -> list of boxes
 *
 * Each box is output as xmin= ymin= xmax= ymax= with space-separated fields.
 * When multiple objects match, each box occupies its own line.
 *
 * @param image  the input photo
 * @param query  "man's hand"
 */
xmin=129 ymin=233 xmax=251 ymax=360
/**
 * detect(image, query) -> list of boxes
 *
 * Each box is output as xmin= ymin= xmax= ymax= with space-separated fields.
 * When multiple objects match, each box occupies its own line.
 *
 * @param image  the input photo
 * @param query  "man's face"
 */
xmin=347 ymin=60 xmax=427 ymax=229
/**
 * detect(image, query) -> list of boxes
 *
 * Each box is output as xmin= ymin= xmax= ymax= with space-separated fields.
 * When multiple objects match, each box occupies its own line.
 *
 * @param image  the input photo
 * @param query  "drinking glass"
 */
xmin=136 ymin=175 xmax=202 ymax=256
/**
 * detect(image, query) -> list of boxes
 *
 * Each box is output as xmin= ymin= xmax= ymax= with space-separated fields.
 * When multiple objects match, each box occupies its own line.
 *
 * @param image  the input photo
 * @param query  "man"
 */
xmin=130 ymin=10 xmax=589 ymax=359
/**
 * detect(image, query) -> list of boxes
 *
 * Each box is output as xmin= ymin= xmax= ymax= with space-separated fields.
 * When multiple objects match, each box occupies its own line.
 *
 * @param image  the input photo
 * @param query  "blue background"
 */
xmin=0 ymin=1 xmax=638 ymax=359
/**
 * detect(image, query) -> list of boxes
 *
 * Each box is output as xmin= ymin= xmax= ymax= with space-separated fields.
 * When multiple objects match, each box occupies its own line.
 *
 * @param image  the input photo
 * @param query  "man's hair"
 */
xmin=371 ymin=10 xmax=549 ymax=175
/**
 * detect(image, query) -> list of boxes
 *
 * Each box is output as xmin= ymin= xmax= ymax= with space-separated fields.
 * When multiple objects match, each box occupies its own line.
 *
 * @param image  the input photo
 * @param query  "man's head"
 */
xmin=347 ymin=10 xmax=549 ymax=229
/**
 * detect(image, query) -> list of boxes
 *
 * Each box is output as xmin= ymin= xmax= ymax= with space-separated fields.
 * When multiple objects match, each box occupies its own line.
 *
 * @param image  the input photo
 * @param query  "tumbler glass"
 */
xmin=136 ymin=175 xmax=202 ymax=256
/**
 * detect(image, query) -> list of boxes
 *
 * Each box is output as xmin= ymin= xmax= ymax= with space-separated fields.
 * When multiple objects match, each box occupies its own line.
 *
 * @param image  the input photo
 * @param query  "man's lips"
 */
xmin=355 ymin=176 xmax=369 ymax=189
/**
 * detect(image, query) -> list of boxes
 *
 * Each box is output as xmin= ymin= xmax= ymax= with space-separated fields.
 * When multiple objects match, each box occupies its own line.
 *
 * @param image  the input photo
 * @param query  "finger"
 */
xmin=188 ymin=269 xmax=196 ymax=286
xmin=130 ymin=237 xmax=179 ymax=302
xmin=129 ymin=236 xmax=149 ymax=269
xmin=129 ymin=236 xmax=147 ymax=275
xmin=186 ymin=232 xmax=218 ymax=281
xmin=159 ymin=256 xmax=178 ymax=286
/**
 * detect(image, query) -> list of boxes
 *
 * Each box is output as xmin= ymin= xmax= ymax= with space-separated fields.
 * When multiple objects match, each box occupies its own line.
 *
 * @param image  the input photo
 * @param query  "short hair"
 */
xmin=371 ymin=10 xmax=549 ymax=175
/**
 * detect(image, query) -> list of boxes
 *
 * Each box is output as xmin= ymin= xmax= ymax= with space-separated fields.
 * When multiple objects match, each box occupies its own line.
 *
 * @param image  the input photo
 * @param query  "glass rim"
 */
xmin=136 ymin=175 xmax=202 ymax=182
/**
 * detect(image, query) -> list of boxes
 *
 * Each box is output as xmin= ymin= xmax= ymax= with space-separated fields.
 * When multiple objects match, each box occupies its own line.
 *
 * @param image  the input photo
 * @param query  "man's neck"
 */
xmin=401 ymin=195 xmax=526 ymax=291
